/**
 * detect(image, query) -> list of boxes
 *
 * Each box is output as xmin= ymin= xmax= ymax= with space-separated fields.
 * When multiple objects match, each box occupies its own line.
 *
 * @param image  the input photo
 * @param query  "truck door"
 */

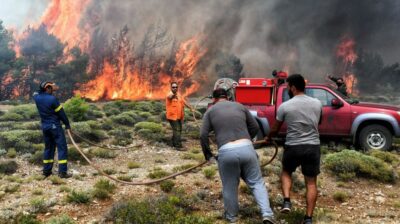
xmin=305 ymin=88 xmax=351 ymax=136
xmin=281 ymin=87 xmax=351 ymax=136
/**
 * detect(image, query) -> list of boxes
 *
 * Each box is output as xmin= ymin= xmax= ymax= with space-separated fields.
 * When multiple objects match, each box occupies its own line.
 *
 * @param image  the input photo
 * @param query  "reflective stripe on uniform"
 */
xmin=55 ymin=105 xmax=63 ymax=112
xmin=43 ymin=159 xmax=54 ymax=163
xmin=58 ymin=160 xmax=67 ymax=164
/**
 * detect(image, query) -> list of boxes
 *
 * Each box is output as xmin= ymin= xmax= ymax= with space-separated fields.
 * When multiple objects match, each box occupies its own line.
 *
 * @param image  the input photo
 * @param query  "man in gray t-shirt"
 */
xmin=267 ymin=74 xmax=322 ymax=224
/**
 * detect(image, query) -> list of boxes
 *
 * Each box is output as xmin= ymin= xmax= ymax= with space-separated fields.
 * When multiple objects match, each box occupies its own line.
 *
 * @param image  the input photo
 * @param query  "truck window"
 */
xmin=306 ymin=88 xmax=336 ymax=106
xmin=282 ymin=88 xmax=336 ymax=106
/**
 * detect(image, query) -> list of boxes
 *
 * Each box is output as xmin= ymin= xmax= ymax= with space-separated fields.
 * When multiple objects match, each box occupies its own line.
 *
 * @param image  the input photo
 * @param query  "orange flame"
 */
xmin=336 ymin=36 xmax=358 ymax=95
xmin=41 ymin=0 xmax=92 ymax=52
xmin=75 ymin=35 xmax=207 ymax=100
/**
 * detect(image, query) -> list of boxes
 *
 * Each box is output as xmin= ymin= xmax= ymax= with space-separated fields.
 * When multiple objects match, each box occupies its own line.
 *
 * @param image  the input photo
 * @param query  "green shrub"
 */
xmin=127 ymin=161 xmax=141 ymax=169
xmin=173 ymin=164 xmax=195 ymax=172
xmin=49 ymin=176 xmax=66 ymax=185
xmin=47 ymin=214 xmax=75 ymax=224
xmin=91 ymin=148 xmax=116 ymax=159
xmin=0 ymin=160 xmax=18 ymax=174
xmin=0 ymin=112 xmax=24 ymax=121
xmin=103 ymin=168 xmax=117 ymax=175
xmin=110 ymin=112 xmax=137 ymax=126
xmin=324 ymin=150 xmax=396 ymax=183
xmin=369 ymin=150 xmax=400 ymax=166
xmin=29 ymin=197 xmax=47 ymax=213
xmin=14 ymin=213 xmax=41 ymax=224
xmin=134 ymin=121 xmax=163 ymax=132
xmin=64 ymin=95 xmax=90 ymax=122
xmin=0 ymin=130 xmax=42 ymax=153
xmin=3 ymin=183 xmax=20 ymax=193
xmin=136 ymin=129 xmax=165 ymax=142
xmin=160 ymin=180 xmax=175 ymax=193
xmin=6 ymin=148 xmax=17 ymax=158
xmin=117 ymin=175 xmax=132 ymax=181
xmin=92 ymin=188 xmax=111 ymax=200
xmin=202 ymin=167 xmax=217 ymax=179
xmin=71 ymin=121 xmax=107 ymax=142
xmin=104 ymin=195 xmax=212 ymax=224
xmin=94 ymin=179 xmax=116 ymax=194
xmin=68 ymin=147 xmax=90 ymax=165
xmin=28 ymin=151 xmax=43 ymax=165
xmin=109 ymin=127 xmax=133 ymax=146
xmin=66 ymin=190 xmax=91 ymax=204
xmin=181 ymin=153 xmax=204 ymax=161
xmin=9 ymin=104 xmax=39 ymax=120
xmin=148 ymin=167 xmax=170 ymax=179
xmin=333 ymin=191 xmax=348 ymax=203
xmin=86 ymin=104 xmax=104 ymax=120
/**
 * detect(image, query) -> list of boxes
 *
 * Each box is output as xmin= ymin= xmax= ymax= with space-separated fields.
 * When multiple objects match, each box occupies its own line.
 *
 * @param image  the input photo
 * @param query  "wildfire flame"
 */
xmin=336 ymin=36 xmax=358 ymax=95
xmin=41 ymin=0 xmax=92 ymax=52
xmin=75 ymin=35 xmax=207 ymax=100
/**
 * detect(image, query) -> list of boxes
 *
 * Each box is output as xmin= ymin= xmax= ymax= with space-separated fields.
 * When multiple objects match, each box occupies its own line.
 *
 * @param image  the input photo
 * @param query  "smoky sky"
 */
xmin=3 ymin=0 xmax=400 ymax=81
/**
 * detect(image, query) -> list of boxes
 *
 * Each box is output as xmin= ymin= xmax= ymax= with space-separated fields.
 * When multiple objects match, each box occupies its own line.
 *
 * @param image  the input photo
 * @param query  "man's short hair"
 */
xmin=286 ymin=74 xmax=305 ymax=92
xmin=213 ymin=88 xmax=228 ymax=99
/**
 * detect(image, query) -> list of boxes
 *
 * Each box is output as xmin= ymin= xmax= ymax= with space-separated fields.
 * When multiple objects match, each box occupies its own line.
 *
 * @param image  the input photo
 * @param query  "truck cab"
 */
xmin=235 ymin=77 xmax=400 ymax=150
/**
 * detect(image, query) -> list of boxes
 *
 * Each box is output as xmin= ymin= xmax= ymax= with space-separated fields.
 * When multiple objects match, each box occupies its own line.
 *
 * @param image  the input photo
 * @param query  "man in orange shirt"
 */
xmin=166 ymin=82 xmax=193 ymax=149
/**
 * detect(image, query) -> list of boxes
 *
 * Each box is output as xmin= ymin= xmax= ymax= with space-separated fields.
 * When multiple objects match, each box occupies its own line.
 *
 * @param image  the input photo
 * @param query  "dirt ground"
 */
xmin=1 ymin=135 xmax=399 ymax=224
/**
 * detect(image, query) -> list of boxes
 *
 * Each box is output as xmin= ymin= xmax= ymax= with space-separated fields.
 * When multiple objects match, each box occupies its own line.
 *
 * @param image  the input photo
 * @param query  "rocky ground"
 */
xmin=0 ymin=99 xmax=400 ymax=224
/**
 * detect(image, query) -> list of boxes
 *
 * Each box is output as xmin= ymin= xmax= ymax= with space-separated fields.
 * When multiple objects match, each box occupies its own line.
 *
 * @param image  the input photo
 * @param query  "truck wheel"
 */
xmin=253 ymin=131 xmax=265 ymax=149
xmin=359 ymin=124 xmax=392 ymax=151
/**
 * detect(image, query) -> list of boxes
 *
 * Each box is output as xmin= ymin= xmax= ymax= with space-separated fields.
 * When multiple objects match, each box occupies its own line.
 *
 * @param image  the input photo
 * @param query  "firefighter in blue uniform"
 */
xmin=33 ymin=81 xmax=72 ymax=178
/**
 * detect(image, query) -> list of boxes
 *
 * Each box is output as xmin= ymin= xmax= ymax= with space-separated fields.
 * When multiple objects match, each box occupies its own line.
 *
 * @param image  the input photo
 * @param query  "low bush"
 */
xmin=28 ymin=151 xmax=43 ymax=165
xmin=14 ymin=213 xmax=41 ymax=224
xmin=3 ymin=104 xmax=39 ymax=121
xmin=0 ymin=130 xmax=42 ymax=153
xmin=148 ymin=167 xmax=170 ymax=179
xmin=134 ymin=121 xmax=165 ymax=142
xmin=109 ymin=127 xmax=133 ymax=146
xmin=66 ymin=190 xmax=91 ymax=204
xmin=47 ymin=214 xmax=75 ymax=224
xmin=0 ymin=160 xmax=18 ymax=175
xmin=369 ymin=150 xmax=400 ymax=166
xmin=173 ymin=164 xmax=195 ymax=172
xmin=86 ymin=104 xmax=104 ymax=120
xmin=71 ymin=121 xmax=107 ymax=143
xmin=49 ymin=176 xmax=66 ymax=185
xmin=6 ymin=148 xmax=17 ymax=158
xmin=333 ymin=191 xmax=348 ymax=203
xmin=104 ymin=195 xmax=212 ymax=224
xmin=202 ymin=167 xmax=217 ymax=179
xmin=68 ymin=147 xmax=90 ymax=165
xmin=94 ymin=179 xmax=116 ymax=194
xmin=110 ymin=112 xmax=139 ymax=126
xmin=160 ymin=180 xmax=175 ymax=193
xmin=64 ymin=95 xmax=90 ymax=122
xmin=127 ymin=161 xmax=141 ymax=169
xmin=324 ymin=150 xmax=396 ymax=183
xmin=29 ymin=197 xmax=47 ymax=213
xmin=134 ymin=121 xmax=163 ymax=132
xmin=181 ymin=153 xmax=204 ymax=161
xmin=0 ymin=112 xmax=24 ymax=121
xmin=91 ymin=148 xmax=116 ymax=159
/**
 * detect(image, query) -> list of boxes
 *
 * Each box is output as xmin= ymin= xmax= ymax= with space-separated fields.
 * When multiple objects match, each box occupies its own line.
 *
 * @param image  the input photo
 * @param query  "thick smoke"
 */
xmin=75 ymin=0 xmax=400 ymax=83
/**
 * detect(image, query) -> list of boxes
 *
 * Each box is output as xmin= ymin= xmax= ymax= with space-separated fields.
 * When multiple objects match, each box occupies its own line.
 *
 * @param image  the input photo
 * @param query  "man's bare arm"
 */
xmin=266 ymin=120 xmax=283 ymax=141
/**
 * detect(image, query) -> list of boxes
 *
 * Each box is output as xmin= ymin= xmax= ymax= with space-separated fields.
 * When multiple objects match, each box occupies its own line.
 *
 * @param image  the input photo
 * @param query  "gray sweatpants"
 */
xmin=218 ymin=140 xmax=274 ymax=222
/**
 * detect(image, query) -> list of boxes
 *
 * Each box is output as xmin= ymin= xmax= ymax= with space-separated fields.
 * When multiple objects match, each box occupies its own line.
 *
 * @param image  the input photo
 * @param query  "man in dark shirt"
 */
xmin=33 ymin=81 xmax=71 ymax=178
xmin=328 ymin=75 xmax=348 ymax=96
xmin=200 ymin=88 xmax=276 ymax=224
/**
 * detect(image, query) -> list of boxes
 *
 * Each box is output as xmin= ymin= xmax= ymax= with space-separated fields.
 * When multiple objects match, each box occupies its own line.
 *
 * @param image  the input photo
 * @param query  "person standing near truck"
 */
xmin=165 ymin=82 xmax=194 ymax=149
xmin=201 ymin=88 xmax=276 ymax=224
xmin=327 ymin=75 xmax=348 ymax=96
xmin=267 ymin=74 xmax=322 ymax=224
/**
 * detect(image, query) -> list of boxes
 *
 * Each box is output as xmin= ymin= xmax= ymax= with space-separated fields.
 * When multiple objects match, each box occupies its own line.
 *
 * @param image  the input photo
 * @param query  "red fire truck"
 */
xmin=234 ymin=75 xmax=400 ymax=150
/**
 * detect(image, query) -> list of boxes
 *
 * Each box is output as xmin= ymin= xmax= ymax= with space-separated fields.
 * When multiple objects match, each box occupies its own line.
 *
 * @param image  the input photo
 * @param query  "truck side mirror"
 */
xmin=331 ymin=98 xmax=343 ymax=108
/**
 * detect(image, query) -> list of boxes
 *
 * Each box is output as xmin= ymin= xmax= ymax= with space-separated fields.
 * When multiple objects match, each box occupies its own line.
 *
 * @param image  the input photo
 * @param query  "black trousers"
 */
xmin=168 ymin=119 xmax=182 ymax=147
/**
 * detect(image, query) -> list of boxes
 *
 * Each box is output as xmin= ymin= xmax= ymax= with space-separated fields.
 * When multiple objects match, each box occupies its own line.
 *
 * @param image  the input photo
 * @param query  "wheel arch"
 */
xmin=352 ymin=113 xmax=397 ymax=144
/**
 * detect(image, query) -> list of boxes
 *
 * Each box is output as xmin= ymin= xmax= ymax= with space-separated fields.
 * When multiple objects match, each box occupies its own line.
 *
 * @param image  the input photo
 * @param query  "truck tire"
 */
xmin=359 ymin=124 xmax=392 ymax=151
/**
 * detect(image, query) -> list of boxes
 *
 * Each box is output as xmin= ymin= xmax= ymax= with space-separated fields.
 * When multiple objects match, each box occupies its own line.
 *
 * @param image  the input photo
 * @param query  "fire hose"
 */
xmin=67 ymin=130 xmax=279 ymax=185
